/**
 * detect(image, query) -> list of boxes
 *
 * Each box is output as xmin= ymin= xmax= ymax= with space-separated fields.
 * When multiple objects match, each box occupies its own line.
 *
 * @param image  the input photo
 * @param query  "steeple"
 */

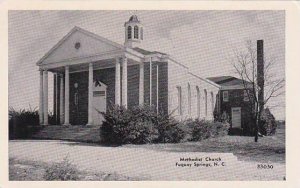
xmin=124 ymin=14 xmax=143 ymax=48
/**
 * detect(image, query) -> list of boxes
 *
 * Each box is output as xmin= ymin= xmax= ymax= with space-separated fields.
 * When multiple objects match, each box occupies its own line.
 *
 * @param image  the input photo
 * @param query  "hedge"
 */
xmin=9 ymin=107 xmax=55 ymax=139
xmin=100 ymin=105 xmax=229 ymax=145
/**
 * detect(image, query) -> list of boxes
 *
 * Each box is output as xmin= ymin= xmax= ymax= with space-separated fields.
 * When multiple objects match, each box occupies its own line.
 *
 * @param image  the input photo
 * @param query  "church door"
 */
xmin=92 ymin=80 xmax=107 ymax=125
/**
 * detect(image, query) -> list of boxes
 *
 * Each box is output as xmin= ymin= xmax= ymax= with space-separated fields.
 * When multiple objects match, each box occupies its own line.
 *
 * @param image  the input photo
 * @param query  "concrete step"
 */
xmin=32 ymin=125 xmax=101 ymax=143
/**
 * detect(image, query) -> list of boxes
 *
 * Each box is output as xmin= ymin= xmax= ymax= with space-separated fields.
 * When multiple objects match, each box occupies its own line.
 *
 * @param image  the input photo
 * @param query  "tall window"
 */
xmin=177 ymin=86 xmax=182 ymax=116
xmin=134 ymin=26 xmax=139 ymax=39
xmin=188 ymin=84 xmax=191 ymax=116
xmin=211 ymin=92 xmax=214 ymax=114
xmin=204 ymin=89 xmax=207 ymax=117
xmin=223 ymin=91 xmax=229 ymax=102
xmin=196 ymin=86 xmax=200 ymax=118
xmin=127 ymin=26 xmax=132 ymax=39
xmin=140 ymin=27 xmax=143 ymax=40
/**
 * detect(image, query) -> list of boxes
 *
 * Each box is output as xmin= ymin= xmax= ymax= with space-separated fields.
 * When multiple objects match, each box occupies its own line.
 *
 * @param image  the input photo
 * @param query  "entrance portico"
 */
xmin=37 ymin=26 xmax=145 ymax=126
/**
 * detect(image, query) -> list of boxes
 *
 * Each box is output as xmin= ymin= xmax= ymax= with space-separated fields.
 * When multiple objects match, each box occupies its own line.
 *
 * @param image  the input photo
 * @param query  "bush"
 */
xmin=44 ymin=156 xmax=79 ymax=181
xmin=9 ymin=107 xmax=40 ymax=139
xmin=156 ymin=117 xmax=185 ymax=143
xmin=191 ymin=119 xmax=230 ymax=141
xmin=100 ymin=105 xmax=186 ymax=144
xmin=9 ymin=106 xmax=56 ymax=139
xmin=100 ymin=105 xmax=229 ymax=145
xmin=260 ymin=108 xmax=277 ymax=136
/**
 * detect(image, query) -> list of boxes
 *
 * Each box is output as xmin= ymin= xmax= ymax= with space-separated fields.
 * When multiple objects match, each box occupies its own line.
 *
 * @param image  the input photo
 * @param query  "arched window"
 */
xmin=196 ymin=86 xmax=200 ymax=118
xmin=140 ymin=27 xmax=143 ymax=40
xmin=211 ymin=92 xmax=214 ymax=114
xmin=177 ymin=86 xmax=182 ymax=116
xmin=204 ymin=89 xmax=207 ymax=117
xmin=127 ymin=26 xmax=132 ymax=39
xmin=134 ymin=26 xmax=139 ymax=39
xmin=188 ymin=84 xmax=191 ymax=116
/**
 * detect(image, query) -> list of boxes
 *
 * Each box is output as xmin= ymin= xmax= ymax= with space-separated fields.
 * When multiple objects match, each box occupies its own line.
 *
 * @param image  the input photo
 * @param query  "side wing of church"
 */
xmin=37 ymin=15 xmax=220 ymax=126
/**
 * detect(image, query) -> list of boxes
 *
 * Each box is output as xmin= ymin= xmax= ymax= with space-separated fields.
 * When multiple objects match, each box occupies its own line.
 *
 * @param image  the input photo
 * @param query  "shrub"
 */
xmin=191 ymin=119 xmax=230 ymax=141
xmin=128 ymin=105 xmax=160 ymax=144
xmin=100 ymin=105 xmax=132 ymax=144
xmin=100 ymin=105 xmax=184 ymax=144
xmin=156 ymin=117 xmax=184 ymax=143
xmin=260 ymin=108 xmax=277 ymax=136
xmin=100 ymin=105 xmax=229 ymax=145
xmin=9 ymin=106 xmax=56 ymax=139
xmin=9 ymin=107 xmax=41 ymax=139
xmin=44 ymin=156 xmax=79 ymax=181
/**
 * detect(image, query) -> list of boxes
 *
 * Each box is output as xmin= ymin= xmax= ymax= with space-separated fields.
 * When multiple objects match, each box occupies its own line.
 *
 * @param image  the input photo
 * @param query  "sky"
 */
xmin=8 ymin=10 xmax=285 ymax=119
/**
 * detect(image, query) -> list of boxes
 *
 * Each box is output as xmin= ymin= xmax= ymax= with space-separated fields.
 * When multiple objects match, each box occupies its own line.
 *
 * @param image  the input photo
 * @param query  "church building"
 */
xmin=37 ymin=15 xmax=220 ymax=126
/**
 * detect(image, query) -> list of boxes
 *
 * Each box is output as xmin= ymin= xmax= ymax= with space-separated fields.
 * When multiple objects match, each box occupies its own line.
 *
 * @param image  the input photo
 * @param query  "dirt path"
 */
xmin=9 ymin=140 xmax=285 ymax=180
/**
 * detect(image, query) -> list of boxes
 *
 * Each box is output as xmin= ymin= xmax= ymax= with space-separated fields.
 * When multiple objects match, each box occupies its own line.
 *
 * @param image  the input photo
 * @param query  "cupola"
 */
xmin=124 ymin=15 xmax=143 ymax=48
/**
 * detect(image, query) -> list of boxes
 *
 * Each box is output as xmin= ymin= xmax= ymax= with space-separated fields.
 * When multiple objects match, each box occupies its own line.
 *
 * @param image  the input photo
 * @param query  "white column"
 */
xmin=139 ymin=62 xmax=144 ymax=106
xmin=122 ymin=57 xmax=128 ymax=107
xmin=53 ymin=73 xmax=58 ymax=123
xmin=39 ymin=69 xmax=44 ymax=125
xmin=156 ymin=64 xmax=159 ymax=112
xmin=149 ymin=57 xmax=152 ymax=106
xmin=87 ymin=63 xmax=93 ymax=126
xmin=59 ymin=74 xmax=64 ymax=125
xmin=115 ymin=57 xmax=121 ymax=105
xmin=43 ymin=70 xmax=48 ymax=125
xmin=64 ymin=66 xmax=70 ymax=126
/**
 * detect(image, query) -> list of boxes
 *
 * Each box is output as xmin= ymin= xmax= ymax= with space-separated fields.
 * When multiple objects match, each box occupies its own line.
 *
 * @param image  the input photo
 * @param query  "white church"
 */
xmin=37 ymin=15 xmax=220 ymax=126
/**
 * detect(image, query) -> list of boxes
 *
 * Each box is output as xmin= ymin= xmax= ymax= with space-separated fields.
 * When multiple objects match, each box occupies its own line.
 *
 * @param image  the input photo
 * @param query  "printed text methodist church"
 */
xmin=37 ymin=15 xmax=220 ymax=126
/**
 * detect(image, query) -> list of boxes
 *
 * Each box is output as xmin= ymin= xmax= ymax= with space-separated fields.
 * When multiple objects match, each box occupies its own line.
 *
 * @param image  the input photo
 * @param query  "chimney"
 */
xmin=257 ymin=40 xmax=264 ymax=111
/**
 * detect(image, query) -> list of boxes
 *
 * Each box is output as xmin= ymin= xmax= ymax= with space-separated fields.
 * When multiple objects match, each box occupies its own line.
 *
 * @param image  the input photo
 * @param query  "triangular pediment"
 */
xmin=38 ymin=26 xmax=124 ymax=65
xmin=93 ymin=80 xmax=107 ymax=91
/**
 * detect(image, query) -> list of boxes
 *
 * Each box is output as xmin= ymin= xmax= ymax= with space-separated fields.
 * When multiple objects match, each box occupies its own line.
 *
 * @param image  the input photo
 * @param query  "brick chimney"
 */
xmin=257 ymin=40 xmax=264 ymax=111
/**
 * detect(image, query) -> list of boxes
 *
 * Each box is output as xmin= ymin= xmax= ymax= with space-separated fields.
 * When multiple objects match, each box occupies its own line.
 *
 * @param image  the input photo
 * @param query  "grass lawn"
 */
xmin=9 ymin=158 xmax=142 ymax=181
xmin=125 ymin=125 xmax=285 ymax=164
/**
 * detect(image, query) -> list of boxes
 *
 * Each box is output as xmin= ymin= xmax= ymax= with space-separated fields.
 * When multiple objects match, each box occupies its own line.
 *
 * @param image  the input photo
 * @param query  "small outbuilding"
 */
xmin=207 ymin=76 xmax=254 ymax=135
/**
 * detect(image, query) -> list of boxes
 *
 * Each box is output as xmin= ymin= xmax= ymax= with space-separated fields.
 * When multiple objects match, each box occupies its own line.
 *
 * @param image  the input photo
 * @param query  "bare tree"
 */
xmin=232 ymin=40 xmax=285 ymax=142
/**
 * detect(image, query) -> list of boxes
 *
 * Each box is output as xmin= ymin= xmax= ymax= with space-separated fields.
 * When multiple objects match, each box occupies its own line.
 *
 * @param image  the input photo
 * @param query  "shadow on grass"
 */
xmin=59 ymin=141 xmax=122 ymax=148
xmin=134 ymin=137 xmax=285 ymax=163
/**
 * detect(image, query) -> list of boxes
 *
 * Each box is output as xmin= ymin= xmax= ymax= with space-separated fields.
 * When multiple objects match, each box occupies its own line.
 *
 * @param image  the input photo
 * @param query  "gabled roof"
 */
xmin=207 ymin=76 xmax=253 ymax=90
xmin=37 ymin=26 xmax=125 ymax=65
xmin=129 ymin=15 xmax=140 ymax=23
xmin=207 ymin=76 xmax=235 ymax=84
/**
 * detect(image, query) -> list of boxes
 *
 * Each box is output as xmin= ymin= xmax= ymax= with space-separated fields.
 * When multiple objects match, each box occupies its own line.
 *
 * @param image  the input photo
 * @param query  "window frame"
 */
xmin=223 ymin=91 xmax=229 ymax=102
xmin=127 ymin=26 xmax=132 ymax=39
xmin=177 ymin=86 xmax=182 ymax=116
xmin=211 ymin=92 xmax=214 ymax=114
xmin=196 ymin=86 xmax=200 ymax=118
xmin=204 ymin=89 xmax=207 ymax=117
xmin=134 ymin=26 xmax=139 ymax=39
xmin=243 ymin=89 xmax=250 ymax=101
xmin=188 ymin=83 xmax=191 ymax=116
